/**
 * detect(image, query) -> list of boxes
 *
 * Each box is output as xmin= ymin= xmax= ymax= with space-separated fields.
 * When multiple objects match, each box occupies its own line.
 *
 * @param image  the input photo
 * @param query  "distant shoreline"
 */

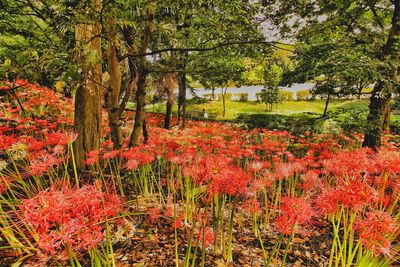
xmin=187 ymin=84 xmax=315 ymax=100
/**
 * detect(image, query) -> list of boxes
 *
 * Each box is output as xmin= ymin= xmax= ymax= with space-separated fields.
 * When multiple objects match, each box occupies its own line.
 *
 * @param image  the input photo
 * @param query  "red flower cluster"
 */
xmin=20 ymin=185 xmax=122 ymax=255
xmin=276 ymin=196 xmax=314 ymax=235
xmin=355 ymin=210 xmax=395 ymax=255
xmin=195 ymin=227 xmax=214 ymax=248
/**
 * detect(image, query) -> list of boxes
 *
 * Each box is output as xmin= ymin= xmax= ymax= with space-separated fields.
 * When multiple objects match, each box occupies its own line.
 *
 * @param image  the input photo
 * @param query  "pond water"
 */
xmin=187 ymin=84 xmax=315 ymax=100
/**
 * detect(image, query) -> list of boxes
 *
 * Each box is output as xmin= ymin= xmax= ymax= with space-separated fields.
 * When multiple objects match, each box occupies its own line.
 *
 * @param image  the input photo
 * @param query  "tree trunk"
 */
xmin=177 ymin=52 xmax=188 ymax=129
xmin=73 ymin=0 xmax=102 ymax=169
xmin=105 ymin=19 xmax=123 ymax=149
xmin=129 ymin=70 xmax=148 ymax=147
xmin=362 ymin=82 xmax=390 ymax=148
xmin=358 ymin=84 xmax=363 ymax=100
xmin=127 ymin=7 xmax=153 ymax=147
xmin=164 ymin=52 xmax=177 ymax=130
xmin=212 ymin=87 xmax=215 ymax=100
xmin=177 ymin=71 xmax=187 ymax=129
xmin=164 ymin=96 xmax=173 ymax=129
xmin=382 ymin=91 xmax=391 ymax=131
xmin=142 ymin=117 xmax=149 ymax=143
xmin=323 ymin=92 xmax=330 ymax=116
xmin=363 ymin=1 xmax=399 ymax=148
xmin=222 ymin=87 xmax=227 ymax=117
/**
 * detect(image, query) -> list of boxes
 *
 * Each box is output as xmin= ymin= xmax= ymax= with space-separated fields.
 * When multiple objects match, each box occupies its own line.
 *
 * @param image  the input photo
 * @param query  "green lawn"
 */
xmin=146 ymin=99 xmax=370 ymax=120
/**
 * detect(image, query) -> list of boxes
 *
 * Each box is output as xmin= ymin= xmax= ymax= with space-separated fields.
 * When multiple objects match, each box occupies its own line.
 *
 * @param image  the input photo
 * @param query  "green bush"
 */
xmin=235 ymin=104 xmax=369 ymax=135
xmin=187 ymin=96 xmax=208 ymax=104
xmin=218 ymin=92 xmax=232 ymax=101
xmin=279 ymin=90 xmax=293 ymax=101
xmin=234 ymin=93 xmax=249 ymax=102
xmin=235 ymin=113 xmax=321 ymax=135
xmin=296 ymin=90 xmax=312 ymax=100
xmin=203 ymin=94 xmax=215 ymax=100
xmin=255 ymin=92 xmax=262 ymax=102
xmin=326 ymin=103 xmax=368 ymax=133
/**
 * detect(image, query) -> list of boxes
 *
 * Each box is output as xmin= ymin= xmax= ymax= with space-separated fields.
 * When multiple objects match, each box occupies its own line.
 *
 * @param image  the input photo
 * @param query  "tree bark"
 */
xmin=382 ymin=90 xmax=391 ymax=131
xmin=164 ymin=52 xmax=177 ymax=130
xmin=128 ymin=6 xmax=153 ymax=146
xmin=362 ymin=82 xmax=391 ymax=148
xmin=177 ymin=71 xmax=187 ymax=128
xmin=73 ymin=0 xmax=102 ymax=169
xmin=105 ymin=19 xmax=123 ymax=149
xmin=165 ymin=96 xmax=173 ymax=129
xmin=129 ymin=70 xmax=148 ymax=147
xmin=357 ymin=83 xmax=363 ymax=100
xmin=323 ymin=92 xmax=330 ymax=116
xmin=222 ymin=87 xmax=227 ymax=117
xmin=177 ymin=52 xmax=188 ymax=129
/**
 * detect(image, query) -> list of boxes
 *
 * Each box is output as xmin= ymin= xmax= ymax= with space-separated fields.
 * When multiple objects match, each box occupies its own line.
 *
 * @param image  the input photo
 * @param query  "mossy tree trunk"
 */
xmin=105 ymin=19 xmax=123 ymax=149
xmin=73 ymin=0 xmax=102 ymax=169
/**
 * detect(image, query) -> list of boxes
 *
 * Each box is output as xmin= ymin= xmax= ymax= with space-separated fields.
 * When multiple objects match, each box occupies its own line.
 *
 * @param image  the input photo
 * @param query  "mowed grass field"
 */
xmin=147 ymin=99 xmax=371 ymax=120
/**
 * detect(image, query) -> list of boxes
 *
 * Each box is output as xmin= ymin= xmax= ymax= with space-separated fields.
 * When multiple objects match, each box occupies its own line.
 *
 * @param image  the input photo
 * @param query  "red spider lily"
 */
xmin=164 ymin=206 xmax=173 ymax=217
xmin=274 ymin=162 xmax=294 ymax=180
xmin=102 ymin=150 xmax=120 ymax=160
xmin=20 ymin=185 xmax=122 ymax=255
xmin=355 ymin=210 xmax=395 ymax=255
xmin=208 ymin=165 xmax=250 ymax=196
xmin=0 ymin=134 xmax=17 ymax=150
xmin=171 ymin=215 xmax=184 ymax=230
xmin=242 ymin=198 xmax=262 ymax=214
xmin=276 ymin=196 xmax=314 ymax=235
xmin=302 ymin=169 xmax=322 ymax=191
xmin=29 ymin=153 xmax=60 ymax=176
xmin=248 ymin=161 xmax=263 ymax=173
xmin=195 ymin=227 xmax=214 ymax=248
xmin=322 ymin=148 xmax=373 ymax=179
xmin=85 ymin=150 xmax=100 ymax=166
xmin=315 ymin=187 xmax=340 ymax=215
xmin=147 ymin=207 xmax=161 ymax=222
xmin=0 ymin=176 xmax=11 ymax=194
xmin=27 ymin=139 xmax=46 ymax=152
xmin=316 ymin=179 xmax=378 ymax=215
xmin=126 ymin=159 xmax=139 ymax=170
xmin=164 ymin=197 xmax=174 ymax=217
xmin=336 ymin=180 xmax=378 ymax=211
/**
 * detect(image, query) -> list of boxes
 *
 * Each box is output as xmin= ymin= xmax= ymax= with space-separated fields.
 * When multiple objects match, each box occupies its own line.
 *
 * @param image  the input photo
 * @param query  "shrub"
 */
xmin=235 ymin=113 xmax=321 ymax=135
xmin=255 ymin=92 xmax=262 ymax=102
xmin=235 ymin=107 xmax=368 ymax=136
xmin=320 ymin=119 xmax=342 ymax=135
xmin=296 ymin=90 xmax=312 ymax=100
xmin=203 ymin=94 xmax=216 ymax=100
xmin=218 ymin=92 xmax=232 ymax=101
xmin=279 ymin=90 xmax=293 ymax=101
xmin=187 ymin=96 xmax=208 ymax=104
xmin=234 ymin=93 xmax=249 ymax=102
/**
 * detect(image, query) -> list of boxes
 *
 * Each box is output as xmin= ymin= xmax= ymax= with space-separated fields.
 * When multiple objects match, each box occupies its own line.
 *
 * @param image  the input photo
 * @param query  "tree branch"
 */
xmin=119 ymin=40 xmax=294 ymax=60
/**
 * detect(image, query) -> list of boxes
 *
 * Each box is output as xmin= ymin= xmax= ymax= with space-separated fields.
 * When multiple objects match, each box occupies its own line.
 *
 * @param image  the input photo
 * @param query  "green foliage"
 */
xmin=234 ymin=93 xmax=249 ymax=102
xmin=268 ymin=0 xmax=400 ymax=146
xmin=279 ymin=90 xmax=293 ymax=101
xmin=259 ymin=88 xmax=283 ymax=111
xmin=187 ymin=96 xmax=209 ymax=105
xmin=218 ymin=93 xmax=233 ymax=101
xmin=236 ymin=100 xmax=371 ymax=135
xmin=296 ymin=90 xmax=312 ymax=101
xmin=236 ymin=113 xmax=321 ymax=135
xmin=0 ymin=1 xmax=77 ymax=88
xmin=263 ymin=61 xmax=283 ymax=89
